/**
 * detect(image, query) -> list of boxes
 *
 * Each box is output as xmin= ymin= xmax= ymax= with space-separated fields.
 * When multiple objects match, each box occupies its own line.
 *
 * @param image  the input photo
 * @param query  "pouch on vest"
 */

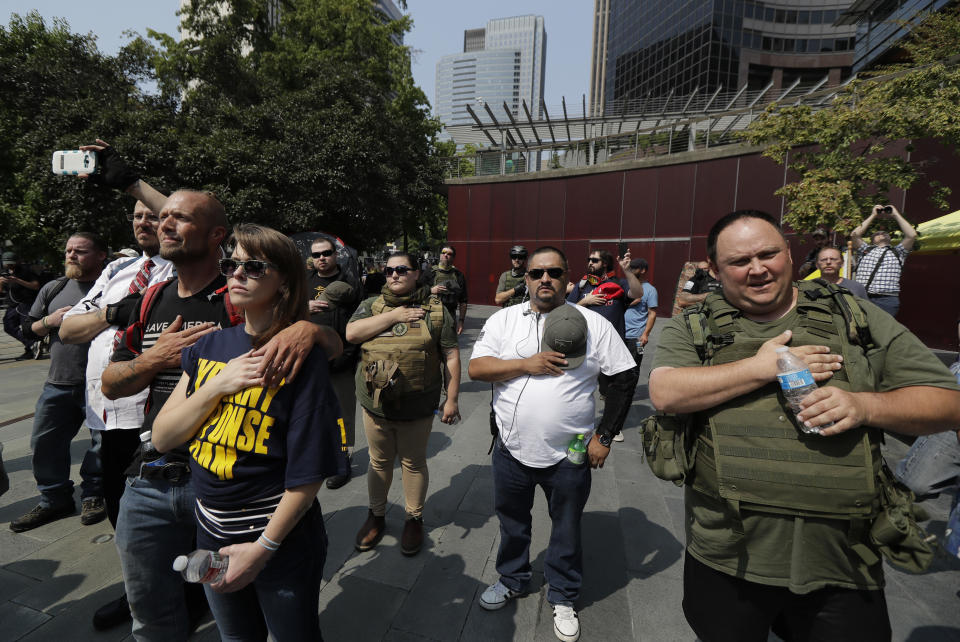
xmin=640 ymin=413 xmax=697 ymax=486
xmin=363 ymin=359 xmax=399 ymax=408
xmin=869 ymin=462 xmax=935 ymax=573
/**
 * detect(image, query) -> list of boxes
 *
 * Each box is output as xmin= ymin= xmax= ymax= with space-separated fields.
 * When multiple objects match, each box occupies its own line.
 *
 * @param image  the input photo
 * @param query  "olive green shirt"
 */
xmin=350 ymin=295 xmax=458 ymax=421
xmin=652 ymin=296 xmax=960 ymax=593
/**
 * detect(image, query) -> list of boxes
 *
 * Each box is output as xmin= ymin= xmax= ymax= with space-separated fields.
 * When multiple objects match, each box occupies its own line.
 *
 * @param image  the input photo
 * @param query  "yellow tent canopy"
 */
xmin=913 ymin=209 xmax=960 ymax=255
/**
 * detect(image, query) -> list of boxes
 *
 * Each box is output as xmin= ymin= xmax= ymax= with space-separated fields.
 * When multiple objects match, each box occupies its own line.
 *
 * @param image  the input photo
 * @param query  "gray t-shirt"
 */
xmin=29 ymin=278 xmax=94 ymax=385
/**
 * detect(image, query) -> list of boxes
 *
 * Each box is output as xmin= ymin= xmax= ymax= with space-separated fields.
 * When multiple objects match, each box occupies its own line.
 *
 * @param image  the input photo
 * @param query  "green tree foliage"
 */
xmin=0 ymin=12 xmax=173 ymax=263
xmin=741 ymin=8 xmax=960 ymax=235
xmin=0 ymin=0 xmax=445 ymax=261
xmin=156 ymin=0 xmax=444 ymax=250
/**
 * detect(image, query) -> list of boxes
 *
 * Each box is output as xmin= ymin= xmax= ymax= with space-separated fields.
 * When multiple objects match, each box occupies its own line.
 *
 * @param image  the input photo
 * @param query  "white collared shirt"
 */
xmin=64 ymin=253 xmax=175 ymax=431
xmin=470 ymin=302 xmax=635 ymax=468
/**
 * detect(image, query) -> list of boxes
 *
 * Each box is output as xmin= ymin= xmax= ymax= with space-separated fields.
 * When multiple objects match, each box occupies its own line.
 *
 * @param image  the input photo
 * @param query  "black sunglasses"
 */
xmin=527 ymin=267 xmax=565 ymax=279
xmin=219 ymin=258 xmax=276 ymax=279
xmin=383 ymin=265 xmax=414 ymax=276
xmin=311 ymin=249 xmax=335 ymax=258
xmin=587 ymin=257 xmax=602 ymax=263
xmin=510 ymin=254 xmax=527 ymax=260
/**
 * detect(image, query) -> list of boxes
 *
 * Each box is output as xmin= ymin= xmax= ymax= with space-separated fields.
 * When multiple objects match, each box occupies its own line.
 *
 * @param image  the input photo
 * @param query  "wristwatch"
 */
xmin=596 ymin=432 xmax=613 ymax=448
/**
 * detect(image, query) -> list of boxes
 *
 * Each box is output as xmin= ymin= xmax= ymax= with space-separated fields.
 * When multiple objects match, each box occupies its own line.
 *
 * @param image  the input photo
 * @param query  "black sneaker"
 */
xmin=93 ymin=594 xmax=131 ymax=631
xmin=31 ymin=339 xmax=43 ymax=360
xmin=81 ymin=497 xmax=107 ymax=525
xmin=15 ymin=347 xmax=33 ymax=361
xmin=325 ymin=455 xmax=352 ymax=490
xmin=10 ymin=503 xmax=76 ymax=532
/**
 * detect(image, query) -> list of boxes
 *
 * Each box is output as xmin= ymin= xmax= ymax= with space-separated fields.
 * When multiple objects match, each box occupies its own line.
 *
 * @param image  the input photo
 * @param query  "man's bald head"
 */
xmin=158 ymin=190 xmax=229 ymax=263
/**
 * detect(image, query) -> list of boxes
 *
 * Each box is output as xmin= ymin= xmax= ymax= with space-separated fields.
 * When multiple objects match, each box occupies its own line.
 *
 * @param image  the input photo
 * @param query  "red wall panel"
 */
xmin=447 ymin=143 xmax=958 ymax=349
xmin=621 ymin=168 xmax=658 ymax=238
xmin=564 ymin=172 xmax=623 ymax=240
xmin=655 ymin=165 xmax=697 ymax=237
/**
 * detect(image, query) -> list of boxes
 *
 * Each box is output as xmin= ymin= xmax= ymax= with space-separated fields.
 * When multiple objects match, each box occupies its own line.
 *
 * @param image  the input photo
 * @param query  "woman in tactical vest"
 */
xmin=347 ymin=251 xmax=461 ymax=556
xmin=151 ymin=224 xmax=346 ymax=641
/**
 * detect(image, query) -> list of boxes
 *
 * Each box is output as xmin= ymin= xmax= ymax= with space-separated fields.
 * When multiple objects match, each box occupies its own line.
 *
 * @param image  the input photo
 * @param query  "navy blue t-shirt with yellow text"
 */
xmin=182 ymin=324 xmax=347 ymax=514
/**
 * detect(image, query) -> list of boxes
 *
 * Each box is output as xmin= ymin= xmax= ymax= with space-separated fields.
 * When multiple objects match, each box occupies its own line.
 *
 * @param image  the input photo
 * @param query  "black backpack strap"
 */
xmin=863 ymin=246 xmax=892 ymax=292
xmin=38 ymin=277 xmax=70 ymax=316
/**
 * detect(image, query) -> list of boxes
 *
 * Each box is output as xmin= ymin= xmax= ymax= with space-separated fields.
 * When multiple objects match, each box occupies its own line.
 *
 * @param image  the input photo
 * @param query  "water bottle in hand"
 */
xmin=566 ymin=434 xmax=587 ymax=464
xmin=775 ymin=347 xmax=832 ymax=434
xmin=173 ymin=549 xmax=229 ymax=584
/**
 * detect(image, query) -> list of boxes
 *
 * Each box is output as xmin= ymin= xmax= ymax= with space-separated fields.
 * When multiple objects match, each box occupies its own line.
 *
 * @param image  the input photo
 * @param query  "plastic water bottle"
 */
xmin=566 ymin=434 xmax=587 ymax=464
xmin=775 ymin=347 xmax=832 ymax=434
xmin=173 ymin=549 xmax=229 ymax=584
xmin=140 ymin=431 xmax=166 ymax=468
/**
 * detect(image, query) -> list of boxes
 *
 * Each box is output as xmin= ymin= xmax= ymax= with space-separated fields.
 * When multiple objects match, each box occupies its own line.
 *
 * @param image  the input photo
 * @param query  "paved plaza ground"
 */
xmin=0 ymin=304 xmax=958 ymax=641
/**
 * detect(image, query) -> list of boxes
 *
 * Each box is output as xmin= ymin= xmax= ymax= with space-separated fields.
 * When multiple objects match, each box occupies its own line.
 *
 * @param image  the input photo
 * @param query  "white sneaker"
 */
xmin=613 ymin=432 xmax=625 ymax=442
xmin=479 ymin=580 xmax=520 ymax=610
xmin=553 ymin=604 xmax=580 ymax=641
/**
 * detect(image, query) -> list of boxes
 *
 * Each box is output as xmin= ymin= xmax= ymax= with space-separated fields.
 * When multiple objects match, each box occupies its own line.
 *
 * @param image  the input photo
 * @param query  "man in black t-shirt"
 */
xmin=307 ymin=236 xmax=361 ymax=489
xmin=1 ymin=252 xmax=41 ymax=358
xmin=425 ymin=245 xmax=468 ymax=334
xmin=84 ymin=139 xmax=343 ymax=640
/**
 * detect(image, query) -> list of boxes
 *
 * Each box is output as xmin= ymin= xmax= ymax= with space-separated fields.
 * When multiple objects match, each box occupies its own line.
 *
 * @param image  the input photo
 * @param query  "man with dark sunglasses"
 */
xmin=307 ymin=236 xmax=362 ymax=490
xmin=494 ymin=245 xmax=528 ymax=307
xmin=469 ymin=246 xmax=636 ymax=642
xmin=73 ymin=139 xmax=342 ymax=640
xmin=425 ymin=245 xmax=468 ymax=334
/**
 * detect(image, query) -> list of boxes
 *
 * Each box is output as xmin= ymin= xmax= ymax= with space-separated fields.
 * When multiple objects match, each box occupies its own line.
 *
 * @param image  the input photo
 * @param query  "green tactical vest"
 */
xmin=358 ymin=295 xmax=445 ymax=406
xmin=688 ymin=281 xmax=884 ymax=521
xmin=500 ymin=270 xmax=525 ymax=307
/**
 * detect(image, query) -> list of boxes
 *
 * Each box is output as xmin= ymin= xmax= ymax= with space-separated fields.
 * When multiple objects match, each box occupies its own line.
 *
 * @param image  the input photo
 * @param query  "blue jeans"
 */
xmin=115 ymin=476 xmax=198 ymax=641
xmin=30 ymin=382 xmax=102 ymax=508
xmin=867 ymin=294 xmax=900 ymax=318
xmin=895 ymin=430 xmax=960 ymax=556
xmin=492 ymin=441 xmax=592 ymax=606
xmin=201 ymin=503 xmax=327 ymax=641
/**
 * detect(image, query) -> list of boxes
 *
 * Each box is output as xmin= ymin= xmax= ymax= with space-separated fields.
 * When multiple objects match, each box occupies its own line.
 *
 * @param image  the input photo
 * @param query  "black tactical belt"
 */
xmin=138 ymin=462 xmax=191 ymax=484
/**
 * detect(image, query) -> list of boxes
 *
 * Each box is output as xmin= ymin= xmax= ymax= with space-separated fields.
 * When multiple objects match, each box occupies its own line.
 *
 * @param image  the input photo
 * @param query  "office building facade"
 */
xmin=590 ymin=0 xmax=858 ymax=114
xmin=841 ymin=0 xmax=953 ymax=72
xmin=435 ymin=15 xmax=546 ymax=131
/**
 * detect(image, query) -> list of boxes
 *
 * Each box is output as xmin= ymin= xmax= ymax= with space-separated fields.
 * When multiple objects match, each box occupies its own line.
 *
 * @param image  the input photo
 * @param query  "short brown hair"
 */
xmin=229 ymin=224 xmax=307 ymax=348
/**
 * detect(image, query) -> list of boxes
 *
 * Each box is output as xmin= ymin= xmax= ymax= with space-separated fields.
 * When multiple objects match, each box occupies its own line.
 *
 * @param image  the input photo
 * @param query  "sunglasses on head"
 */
xmin=510 ymin=254 xmax=526 ymax=260
xmin=311 ymin=249 xmax=335 ymax=258
xmin=527 ymin=267 xmax=565 ymax=279
xmin=587 ymin=257 xmax=602 ymax=263
xmin=219 ymin=258 xmax=276 ymax=279
xmin=383 ymin=265 xmax=414 ymax=276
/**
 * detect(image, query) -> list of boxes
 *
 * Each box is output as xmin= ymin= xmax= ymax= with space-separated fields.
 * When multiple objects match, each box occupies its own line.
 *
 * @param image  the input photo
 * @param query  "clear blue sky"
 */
xmin=8 ymin=1 xmax=592 ymax=113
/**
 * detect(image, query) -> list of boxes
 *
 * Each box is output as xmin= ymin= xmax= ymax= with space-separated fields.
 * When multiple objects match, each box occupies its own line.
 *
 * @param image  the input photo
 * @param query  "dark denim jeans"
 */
xmin=492 ymin=440 xmax=591 ymax=606
xmin=201 ymin=503 xmax=327 ymax=642
xmin=867 ymin=294 xmax=900 ymax=318
xmin=115 ymin=476 xmax=199 ymax=641
xmin=31 ymin=382 xmax=102 ymax=508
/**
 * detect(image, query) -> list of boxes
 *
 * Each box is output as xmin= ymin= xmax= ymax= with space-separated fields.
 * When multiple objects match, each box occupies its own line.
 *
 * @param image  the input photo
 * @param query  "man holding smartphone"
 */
xmin=850 ymin=204 xmax=917 ymax=318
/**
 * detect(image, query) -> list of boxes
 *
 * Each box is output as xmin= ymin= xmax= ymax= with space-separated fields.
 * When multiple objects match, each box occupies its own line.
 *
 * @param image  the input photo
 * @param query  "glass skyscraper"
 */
xmin=435 ymin=15 xmax=547 ymax=131
xmin=591 ymin=1 xmax=858 ymax=114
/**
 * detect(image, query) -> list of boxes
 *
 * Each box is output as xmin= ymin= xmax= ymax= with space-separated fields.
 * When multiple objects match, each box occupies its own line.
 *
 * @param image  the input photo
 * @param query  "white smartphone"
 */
xmin=51 ymin=150 xmax=97 ymax=176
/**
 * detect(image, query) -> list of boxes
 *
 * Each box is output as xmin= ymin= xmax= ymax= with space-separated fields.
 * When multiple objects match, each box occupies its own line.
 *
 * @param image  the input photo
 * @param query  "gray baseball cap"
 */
xmin=542 ymin=305 xmax=587 ymax=369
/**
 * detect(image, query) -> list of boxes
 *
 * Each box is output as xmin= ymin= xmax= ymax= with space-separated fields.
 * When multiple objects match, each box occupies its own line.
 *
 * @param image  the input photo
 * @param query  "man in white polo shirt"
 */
xmin=468 ymin=246 xmax=635 ymax=642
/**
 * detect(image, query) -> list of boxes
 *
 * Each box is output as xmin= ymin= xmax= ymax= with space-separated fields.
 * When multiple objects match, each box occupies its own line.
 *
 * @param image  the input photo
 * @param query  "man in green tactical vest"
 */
xmin=494 ymin=245 xmax=528 ymax=307
xmin=424 ymin=245 xmax=467 ymax=334
xmin=648 ymin=210 xmax=960 ymax=642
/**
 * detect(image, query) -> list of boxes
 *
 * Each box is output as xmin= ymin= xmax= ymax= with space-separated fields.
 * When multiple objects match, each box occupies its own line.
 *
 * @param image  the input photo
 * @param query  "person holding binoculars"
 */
xmin=850 ymin=204 xmax=917 ymax=318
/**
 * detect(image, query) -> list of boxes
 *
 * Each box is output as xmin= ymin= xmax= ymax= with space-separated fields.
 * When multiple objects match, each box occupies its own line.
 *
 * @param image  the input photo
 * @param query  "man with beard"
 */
xmin=10 ymin=233 xmax=107 ymax=532
xmin=649 ymin=210 xmax=960 ymax=641
xmin=469 ymin=247 xmax=636 ymax=642
xmin=425 ymin=245 xmax=467 ymax=334
xmin=494 ymin=245 xmax=528 ymax=307
xmin=59 ymin=200 xmax=175 ymax=630
xmin=83 ymin=139 xmax=343 ymax=640
xmin=307 ymin=235 xmax=361 ymax=489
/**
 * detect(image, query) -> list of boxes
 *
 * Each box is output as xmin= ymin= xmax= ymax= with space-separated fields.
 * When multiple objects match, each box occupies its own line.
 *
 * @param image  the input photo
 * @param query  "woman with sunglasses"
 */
xmin=152 ymin=224 xmax=346 ymax=641
xmin=346 ymin=252 xmax=461 ymax=556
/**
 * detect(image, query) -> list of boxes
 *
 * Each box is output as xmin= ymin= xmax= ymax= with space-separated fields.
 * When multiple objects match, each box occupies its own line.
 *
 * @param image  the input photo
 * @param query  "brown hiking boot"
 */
xmin=355 ymin=510 xmax=386 ymax=552
xmin=401 ymin=516 xmax=424 ymax=556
